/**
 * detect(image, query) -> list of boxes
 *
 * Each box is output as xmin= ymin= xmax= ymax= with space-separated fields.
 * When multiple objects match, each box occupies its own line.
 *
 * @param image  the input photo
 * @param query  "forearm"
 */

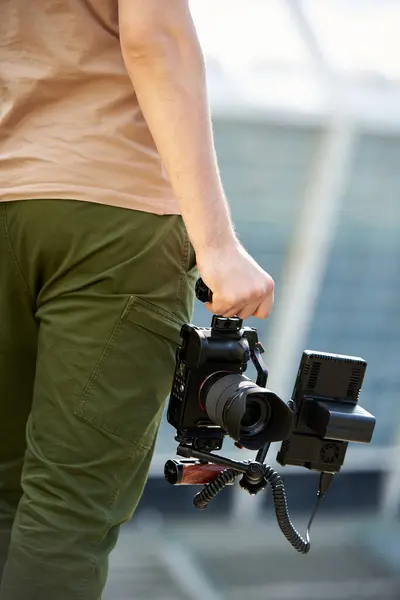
xmin=120 ymin=22 xmax=237 ymax=253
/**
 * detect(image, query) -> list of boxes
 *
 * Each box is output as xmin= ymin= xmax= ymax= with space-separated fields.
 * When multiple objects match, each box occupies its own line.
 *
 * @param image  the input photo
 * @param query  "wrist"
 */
xmin=194 ymin=230 xmax=240 ymax=262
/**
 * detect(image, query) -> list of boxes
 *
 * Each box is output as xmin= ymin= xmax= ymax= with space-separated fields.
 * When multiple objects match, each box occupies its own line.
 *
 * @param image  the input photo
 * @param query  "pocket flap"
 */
xmin=127 ymin=296 xmax=184 ymax=346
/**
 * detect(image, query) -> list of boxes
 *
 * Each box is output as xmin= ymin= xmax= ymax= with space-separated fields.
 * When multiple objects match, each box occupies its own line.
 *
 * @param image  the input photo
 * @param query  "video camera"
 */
xmin=164 ymin=279 xmax=376 ymax=554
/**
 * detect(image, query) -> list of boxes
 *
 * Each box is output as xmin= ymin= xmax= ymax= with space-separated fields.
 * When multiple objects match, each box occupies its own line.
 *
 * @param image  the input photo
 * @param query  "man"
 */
xmin=0 ymin=1 xmax=275 ymax=598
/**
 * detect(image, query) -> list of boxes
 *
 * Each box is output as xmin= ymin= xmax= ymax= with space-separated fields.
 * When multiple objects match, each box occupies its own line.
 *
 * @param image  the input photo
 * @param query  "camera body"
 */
xmin=167 ymin=315 xmax=249 ymax=450
xmin=276 ymin=350 xmax=376 ymax=472
xmin=167 ymin=314 xmax=293 ymax=452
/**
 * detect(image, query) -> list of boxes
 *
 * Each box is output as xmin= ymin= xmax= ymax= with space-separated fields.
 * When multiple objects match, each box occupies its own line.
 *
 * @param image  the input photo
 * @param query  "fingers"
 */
xmin=253 ymin=285 xmax=274 ymax=319
xmin=236 ymin=302 xmax=261 ymax=320
xmin=236 ymin=295 xmax=273 ymax=320
xmin=206 ymin=292 xmax=241 ymax=317
xmin=252 ymin=297 xmax=273 ymax=319
xmin=205 ymin=282 xmax=274 ymax=319
xmin=205 ymin=301 xmax=239 ymax=318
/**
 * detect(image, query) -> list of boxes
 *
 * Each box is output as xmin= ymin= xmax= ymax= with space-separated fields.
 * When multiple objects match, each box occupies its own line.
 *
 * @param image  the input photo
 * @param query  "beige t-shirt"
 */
xmin=0 ymin=0 xmax=180 ymax=215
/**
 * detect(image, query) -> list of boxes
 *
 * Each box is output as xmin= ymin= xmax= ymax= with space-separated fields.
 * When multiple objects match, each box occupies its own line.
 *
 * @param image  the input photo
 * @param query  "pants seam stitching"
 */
xmin=173 ymin=225 xmax=190 ymax=315
xmin=77 ymin=469 xmax=124 ymax=599
xmin=1 ymin=204 xmax=34 ymax=303
xmin=79 ymin=296 xmax=135 ymax=407
xmin=74 ymin=414 xmax=153 ymax=451
xmin=78 ymin=446 xmax=148 ymax=599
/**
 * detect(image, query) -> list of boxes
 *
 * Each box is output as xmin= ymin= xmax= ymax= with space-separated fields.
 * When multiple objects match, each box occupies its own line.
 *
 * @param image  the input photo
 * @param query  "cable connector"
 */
xmin=317 ymin=471 xmax=335 ymax=499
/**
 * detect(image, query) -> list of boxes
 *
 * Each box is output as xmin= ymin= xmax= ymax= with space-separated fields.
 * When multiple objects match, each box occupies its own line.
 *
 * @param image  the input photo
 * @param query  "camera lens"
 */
xmin=240 ymin=397 xmax=270 ymax=435
xmin=200 ymin=373 xmax=293 ymax=451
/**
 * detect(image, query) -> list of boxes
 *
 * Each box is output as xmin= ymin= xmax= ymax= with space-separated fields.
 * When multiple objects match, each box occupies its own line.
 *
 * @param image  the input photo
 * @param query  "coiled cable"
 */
xmin=263 ymin=465 xmax=311 ymax=554
xmin=193 ymin=468 xmax=239 ymax=509
xmin=193 ymin=463 xmax=334 ymax=555
xmin=264 ymin=466 xmax=333 ymax=554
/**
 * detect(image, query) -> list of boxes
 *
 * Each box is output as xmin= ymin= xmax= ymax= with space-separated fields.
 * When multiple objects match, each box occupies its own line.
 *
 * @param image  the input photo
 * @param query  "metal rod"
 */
xmin=177 ymin=445 xmax=248 ymax=474
xmin=256 ymin=443 xmax=271 ymax=465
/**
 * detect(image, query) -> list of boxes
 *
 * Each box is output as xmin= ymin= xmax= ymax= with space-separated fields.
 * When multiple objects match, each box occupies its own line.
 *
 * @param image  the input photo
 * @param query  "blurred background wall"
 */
xmin=105 ymin=1 xmax=400 ymax=598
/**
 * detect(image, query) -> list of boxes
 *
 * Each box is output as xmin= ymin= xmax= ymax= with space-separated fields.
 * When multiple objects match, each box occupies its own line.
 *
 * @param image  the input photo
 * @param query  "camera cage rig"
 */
xmin=164 ymin=279 xmax=375 ymax=555
xmin=164 ymin=330 xmax=317 ymax=555
xmin=166 ymin=316 xmax=277 ymax=493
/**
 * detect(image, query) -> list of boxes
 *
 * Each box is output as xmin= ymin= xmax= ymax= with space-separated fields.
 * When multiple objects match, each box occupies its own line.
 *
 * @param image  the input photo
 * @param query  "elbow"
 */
xmin=119 ymin=10 xmax=202 ymax=63
xmin=121 ymin=28 xmax=174 ymax=60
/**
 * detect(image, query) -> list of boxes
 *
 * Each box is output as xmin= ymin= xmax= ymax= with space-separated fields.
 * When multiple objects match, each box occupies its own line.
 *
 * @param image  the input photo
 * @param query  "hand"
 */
xmin=196 ymin=241 xmax=275 ymax=319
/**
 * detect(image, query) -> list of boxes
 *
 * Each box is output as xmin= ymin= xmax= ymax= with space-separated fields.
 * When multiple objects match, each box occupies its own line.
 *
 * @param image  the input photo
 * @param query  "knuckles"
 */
xmin=205 ymin=273 xmax=275 ymax=319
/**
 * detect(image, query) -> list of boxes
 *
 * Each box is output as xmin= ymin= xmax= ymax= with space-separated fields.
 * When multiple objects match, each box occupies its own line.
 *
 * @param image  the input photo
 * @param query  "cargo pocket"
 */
xmin=74 ymin=295 xmax=183 ymax=449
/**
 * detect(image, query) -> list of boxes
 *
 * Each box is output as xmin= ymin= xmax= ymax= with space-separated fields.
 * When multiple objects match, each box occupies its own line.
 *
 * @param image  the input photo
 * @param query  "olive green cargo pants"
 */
xmin=0 ymin=199 xmax=196 ymax=599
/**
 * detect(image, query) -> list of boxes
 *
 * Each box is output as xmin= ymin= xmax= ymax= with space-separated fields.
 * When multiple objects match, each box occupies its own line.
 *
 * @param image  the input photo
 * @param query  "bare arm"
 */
xmin=118 ymin=0 xmax=237 ymax=255
xmin=118 ymin=0 xmax=274 ymax=319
